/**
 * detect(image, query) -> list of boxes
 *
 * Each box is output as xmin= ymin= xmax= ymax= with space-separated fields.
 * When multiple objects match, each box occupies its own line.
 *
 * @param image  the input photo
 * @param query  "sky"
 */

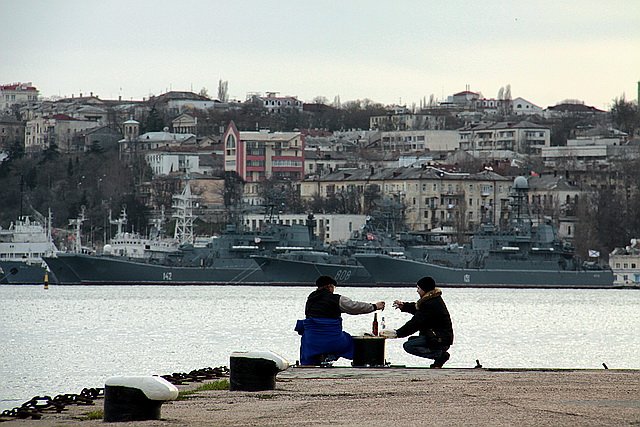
xmin=1 ymin=0 xmax=639 ymax=110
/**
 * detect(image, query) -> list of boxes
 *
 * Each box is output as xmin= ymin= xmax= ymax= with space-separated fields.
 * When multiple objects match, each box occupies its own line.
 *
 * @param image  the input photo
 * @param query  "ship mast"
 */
xmin=109 ymin=206 xmax=128 ymax=237
xmin=149 ymin=205 xmax=166 ymax=239
xmin=68 ymin=206 xmax=86 ymax=253
xmin=172 ymin=182 xmax=198 ymax=245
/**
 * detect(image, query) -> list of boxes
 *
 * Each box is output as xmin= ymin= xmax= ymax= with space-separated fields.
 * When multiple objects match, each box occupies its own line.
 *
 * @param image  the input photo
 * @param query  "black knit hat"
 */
xmin=417 ymin=276 xmax=436 ymax=292
xmin=316 ymin=275 xmax=337 ymax=288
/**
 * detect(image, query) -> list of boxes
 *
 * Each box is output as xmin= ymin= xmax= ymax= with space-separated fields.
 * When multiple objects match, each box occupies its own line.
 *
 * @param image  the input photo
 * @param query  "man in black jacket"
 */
xmin=381 ymin=276 xmax=453 ymax=368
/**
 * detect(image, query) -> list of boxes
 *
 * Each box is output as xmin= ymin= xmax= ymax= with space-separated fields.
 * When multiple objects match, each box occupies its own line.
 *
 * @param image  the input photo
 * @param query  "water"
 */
xmin=1 ymin=285 xmax=639 ymax=410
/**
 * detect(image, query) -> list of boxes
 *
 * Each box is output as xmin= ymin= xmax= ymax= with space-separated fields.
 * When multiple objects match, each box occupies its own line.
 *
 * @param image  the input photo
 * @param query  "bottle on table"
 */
xmin=372 ymin=312 xmax=379 ymax=336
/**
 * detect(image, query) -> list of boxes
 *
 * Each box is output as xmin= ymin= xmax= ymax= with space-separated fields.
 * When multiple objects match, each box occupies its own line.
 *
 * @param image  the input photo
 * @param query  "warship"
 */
xmin=44 ymin=184 xmax=315 ymax=285
xmin=251 ymin=216 xmax=406 ymax=286
xmin=355 ymin=176 xmax=615 ymax=288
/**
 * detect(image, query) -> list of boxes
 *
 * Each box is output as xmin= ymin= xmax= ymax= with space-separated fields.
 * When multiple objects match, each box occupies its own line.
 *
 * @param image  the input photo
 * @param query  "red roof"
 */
xmin=0 ymin=83 xmax=37 ymax=91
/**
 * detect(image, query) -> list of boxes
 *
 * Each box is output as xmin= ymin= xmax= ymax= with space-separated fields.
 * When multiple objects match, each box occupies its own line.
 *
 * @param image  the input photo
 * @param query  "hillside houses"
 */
xmin=3 ymin=80 xmax=639 ymax=252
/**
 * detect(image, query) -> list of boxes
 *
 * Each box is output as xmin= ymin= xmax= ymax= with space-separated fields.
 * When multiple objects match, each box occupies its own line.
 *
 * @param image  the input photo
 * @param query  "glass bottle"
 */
xmin=372 ymin=312 xmax=379 ymax=336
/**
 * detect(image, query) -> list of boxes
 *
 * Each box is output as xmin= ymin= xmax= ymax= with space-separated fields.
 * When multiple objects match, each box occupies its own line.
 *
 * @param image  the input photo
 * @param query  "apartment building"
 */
xmin=541 ymin=144 xmax=640 ymax=170
xmin=0 ymin=115 xmax=24 ymax=148
xmin=301 ymin=166 xmax=511 ymax=232
xmin=24 ymin=114 xmax=102 ymax=153
xmin=1 ymin=82 xmax=39 ymax=113
xmin=527 ymin=175 xmax=581 ymax=240
xmin=377 ymin=129 xmax=460 ymax=152
xmin=248 ymin=92 xmax=303 ymax=114
xmin=145 ymin=148 xmax=202 ymax=176
xmin=459 ymin=121 xmax=550 ymax=155
xmin=609 ymin=239 xmax=640 ymax=286
xmin=369 ymin=112 xmax=446 ymax=131
xmin=223 ymin=122 xmax=304 ymax=205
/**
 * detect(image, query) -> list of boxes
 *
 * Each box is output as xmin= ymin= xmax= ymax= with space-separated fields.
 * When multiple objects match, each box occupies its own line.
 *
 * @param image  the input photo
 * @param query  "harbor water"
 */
xmin=1 ymin=285 xmax=639 ymax=411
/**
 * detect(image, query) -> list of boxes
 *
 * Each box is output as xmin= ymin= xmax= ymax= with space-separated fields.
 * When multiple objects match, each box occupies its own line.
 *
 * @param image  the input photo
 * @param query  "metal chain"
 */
xmin=0 ymin=366 xmax=229 ymax=420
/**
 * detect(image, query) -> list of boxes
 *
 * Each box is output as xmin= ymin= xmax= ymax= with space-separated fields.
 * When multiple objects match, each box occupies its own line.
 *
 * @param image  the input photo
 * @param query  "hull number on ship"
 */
xmin=334 ymin=270 xmax=352 ymax=282
xmin=163 ymin=272 xmax=173 ymax=281
xmin=464 ymin=274 xmax=471 ymax=283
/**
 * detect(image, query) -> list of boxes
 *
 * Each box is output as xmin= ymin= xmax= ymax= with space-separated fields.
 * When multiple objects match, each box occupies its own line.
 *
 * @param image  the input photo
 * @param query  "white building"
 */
xmin=248 ymin=92 xmax=303 ymax=114
xmin=145 ymin=150 xmax=202 ymax=176
xmin=609 ymin=239 xmax=640 ymax=286
xmin=378 ymin=130 xmax=460 ymax=152
xmin=243 ymin=213 xmax=367 ymax=243
xmin=119 ymin=120 xmax=197 ymax=159
xmin=1 ymin=82 xmax=39 ymax=113
xmin=511 ymin=97 xmax=543 ymax=116
xmin=459 ymin=121 xmax=550 ymax=155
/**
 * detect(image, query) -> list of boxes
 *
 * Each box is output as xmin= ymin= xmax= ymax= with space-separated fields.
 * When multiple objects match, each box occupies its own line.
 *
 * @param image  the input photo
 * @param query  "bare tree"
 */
xmin=611 ymin=95 xmax=639 ymax=137
xmin=217 ymin=80 xmax=229 ymax=103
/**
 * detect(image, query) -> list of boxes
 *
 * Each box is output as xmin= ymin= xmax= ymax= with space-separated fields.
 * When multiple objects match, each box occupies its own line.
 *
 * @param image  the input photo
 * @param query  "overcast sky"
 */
xmin=2 ymin=0 xmax=639 ymax=110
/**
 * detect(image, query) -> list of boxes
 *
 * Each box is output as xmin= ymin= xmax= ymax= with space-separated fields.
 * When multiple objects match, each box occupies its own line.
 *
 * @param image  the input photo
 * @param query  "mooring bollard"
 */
xmin=103 ymin=376 xmax=178 ymax=422
xmin=229 ymin=351 xmax=289 ymax=391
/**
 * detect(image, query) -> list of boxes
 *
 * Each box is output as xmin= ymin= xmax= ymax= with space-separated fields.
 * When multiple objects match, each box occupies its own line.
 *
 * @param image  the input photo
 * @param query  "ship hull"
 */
xmin=44 ymin=254 xmax=269 ymax=285
xmin=251 ymin=255 xmax=373 ymax=286
xmin=355 ymin=254 xmax=615 ymax=289
xmin=0 ymin=261 xmax=48 ymax=285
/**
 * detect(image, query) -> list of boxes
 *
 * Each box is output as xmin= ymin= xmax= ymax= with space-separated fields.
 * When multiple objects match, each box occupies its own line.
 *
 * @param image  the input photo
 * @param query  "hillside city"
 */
xmin=1 ymin=80 xmax=639 ymax=285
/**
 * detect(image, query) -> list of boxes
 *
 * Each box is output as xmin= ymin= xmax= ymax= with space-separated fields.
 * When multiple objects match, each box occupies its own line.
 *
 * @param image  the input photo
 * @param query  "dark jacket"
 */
xmin=395 ymin=288 xmax=454 ymax=346
xmin=305 ymin=288 xmax=376 ymax=319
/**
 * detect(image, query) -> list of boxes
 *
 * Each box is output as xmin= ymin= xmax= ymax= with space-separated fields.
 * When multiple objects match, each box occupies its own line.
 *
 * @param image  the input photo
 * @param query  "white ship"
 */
xmin=102 ymin=206 xmax=179 ymax=259
xmin=0 ymin=211 xmax=58 ymax=284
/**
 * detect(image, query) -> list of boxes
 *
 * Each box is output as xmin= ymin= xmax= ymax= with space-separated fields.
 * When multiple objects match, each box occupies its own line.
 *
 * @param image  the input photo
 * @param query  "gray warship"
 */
xmin=44 ymin=184 xmax=316 ymax=285
xmin=355 ymin=176 xmax=615 ymax=288
xmin=251 ymin=216 xmax=406 ymax=286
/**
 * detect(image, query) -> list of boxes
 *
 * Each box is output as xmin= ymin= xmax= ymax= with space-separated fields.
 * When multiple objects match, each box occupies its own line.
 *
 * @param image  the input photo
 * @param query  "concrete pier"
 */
xmin=7 ymin=367 xmax=640 ymax=426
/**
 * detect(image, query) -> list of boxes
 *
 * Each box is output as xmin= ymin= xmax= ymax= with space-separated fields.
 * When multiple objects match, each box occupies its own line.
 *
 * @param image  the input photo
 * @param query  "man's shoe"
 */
xmin=430 ymin=351 xmax=450 ymax=368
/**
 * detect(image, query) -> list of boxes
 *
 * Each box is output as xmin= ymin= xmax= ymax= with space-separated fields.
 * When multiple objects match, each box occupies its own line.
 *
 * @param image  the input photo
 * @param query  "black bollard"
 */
xmin=103 ymin=376 xmax=178 ymax=422
xmin=229 ymin=351 xmax=289 ymax=391
xmin=352 ymin=336 xmax=386 ymax=367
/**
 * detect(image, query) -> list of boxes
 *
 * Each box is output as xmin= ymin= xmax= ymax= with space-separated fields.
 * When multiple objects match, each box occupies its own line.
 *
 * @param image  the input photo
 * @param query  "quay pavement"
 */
xmin=5 ymin=367 xmax=640 ymax=426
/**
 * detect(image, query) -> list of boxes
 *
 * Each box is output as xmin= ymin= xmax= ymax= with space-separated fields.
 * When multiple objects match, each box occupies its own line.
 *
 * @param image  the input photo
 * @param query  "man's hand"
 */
xmin=375 ymin=301 xmax=385 ymax=310
xmin=380 ymin=329 xmax=397 ymax=339
xmin=392 ymin=300 xmax=404 ymax=310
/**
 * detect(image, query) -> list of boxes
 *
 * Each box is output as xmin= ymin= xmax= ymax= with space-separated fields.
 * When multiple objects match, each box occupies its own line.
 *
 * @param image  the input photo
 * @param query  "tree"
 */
xmin=199 ymin=87 xmax=210 ymax=98
xmin=217 ymin=80 xmax=229 ymax=103
xmin=144 ymin=106 xmax=164 ymax=132
xmin=611 ymin=95 xmax=639 ymax=137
